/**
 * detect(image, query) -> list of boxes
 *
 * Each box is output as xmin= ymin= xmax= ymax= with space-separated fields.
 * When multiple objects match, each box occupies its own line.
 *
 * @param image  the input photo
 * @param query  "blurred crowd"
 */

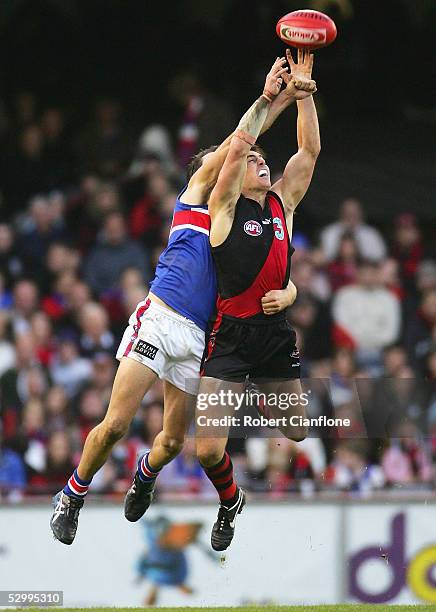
xmin=0 ymin=92 xmax=435 ymax=502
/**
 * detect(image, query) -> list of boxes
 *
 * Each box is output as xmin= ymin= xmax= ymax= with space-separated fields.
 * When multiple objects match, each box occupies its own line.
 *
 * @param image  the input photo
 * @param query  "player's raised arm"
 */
xmin=272 ymin=49 xmax=320 ymax=214
xmin=208 ymin=58 xmax=288 ymax=216
xmin=185 ymin=58 xmax=291 ymax=202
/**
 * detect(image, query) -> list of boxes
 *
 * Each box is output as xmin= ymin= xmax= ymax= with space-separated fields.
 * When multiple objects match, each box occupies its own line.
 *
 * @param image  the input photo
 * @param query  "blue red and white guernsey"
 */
xmin=150 ymin=187 xmax=217 ymax=332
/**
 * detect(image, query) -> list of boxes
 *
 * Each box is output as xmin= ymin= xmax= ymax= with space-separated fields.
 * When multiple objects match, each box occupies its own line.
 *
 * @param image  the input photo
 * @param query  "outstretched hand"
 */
xmin=263 ymin=56 xmax=289 ymax=100
xmin=283 ymin=48 xmax=317 ymax=100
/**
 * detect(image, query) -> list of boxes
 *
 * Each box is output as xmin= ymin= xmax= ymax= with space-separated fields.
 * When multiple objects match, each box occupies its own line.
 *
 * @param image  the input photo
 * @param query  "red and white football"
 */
xmin=276 ymin=9 xmax=337 ymax=49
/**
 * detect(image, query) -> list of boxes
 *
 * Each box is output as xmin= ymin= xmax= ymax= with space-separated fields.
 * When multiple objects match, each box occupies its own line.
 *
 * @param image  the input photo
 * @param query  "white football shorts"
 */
xmin=116 ymin=298 xmax=205 ymax=395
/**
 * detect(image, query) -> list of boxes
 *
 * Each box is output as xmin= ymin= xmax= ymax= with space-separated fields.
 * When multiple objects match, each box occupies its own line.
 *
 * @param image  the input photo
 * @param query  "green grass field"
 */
xmin=14 ymin=607 xmax=436 ymax=612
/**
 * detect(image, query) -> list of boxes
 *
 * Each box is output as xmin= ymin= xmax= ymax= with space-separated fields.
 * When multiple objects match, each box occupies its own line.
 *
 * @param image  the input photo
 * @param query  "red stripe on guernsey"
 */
xmin=171 ymin=210 xmax=210 ymax=231
xmin=200 ymin=310 xmax=223 ymax=374
xmin=123 ymin=298 xmax=151 ymax=357
xmin=217 ymin=193 xmax=289 ymax=318
xmin=68 ymin=474 xmax=88 ymax=496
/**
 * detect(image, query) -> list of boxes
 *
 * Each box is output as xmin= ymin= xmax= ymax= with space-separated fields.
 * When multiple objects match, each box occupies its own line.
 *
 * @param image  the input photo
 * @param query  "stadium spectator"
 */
xmin=41 ymin=270 xmax=78 ymax=324
xmin=332 ymin=260 xmax=401 ymax=368
xmin=2 ymin=124 xmax=49 ymax=214
xmin=1 ymin=331 xmax=37 ymax=411
xmin=0 ymin=422 xmax=26 ymax=500
xmin=41 ymin=108 xmax=75 ymax=190
xmin=128 ymin=125 xmax=177 ymax=178
xmin=17 ymin=365 xmax=49 ymax=404
xmin=0 ymin=223 xmax=24 ymax=288
xmin=50 ymin=339 xmax=92 ymax=399
xmin=391 ymin=213 xmax=424 ymax=295
xmin=12 ymin=92 xmax=37 ymax=130
xmin=329 ymin=348 xmax=360 ymax=410
xmin=292 ymin=256 xmax=330 ymax=303
xmin=128 ymin=171 xmax=167 ymax=245
xmin=65 ymin=175 xmax=104 ymax=251
xmin=170 ymin=71 xmax=236 ymax=169
xmin=287 ymin=270 xmax=333 ymax=363
xmin=265 ymin=439 xmax=295 ymax=495
xmin=123 ymin=285 xmax=148 ymax=320
xmin=45 ymin=243 xmax=77 ymax=278
xmin=31 ymin=311 xmax=55 ymax=367
xmin=100 ymin=266 xmax=146 ymax=329
xmin=78 ymin=302 xmax=115 ymax=358
xmin=327 ymin=231 xmax=361 ymax=292
xmin=404 ymin=288 xmax=436 ymax=374
xmin=91 ymin=353 xmax=116 ymax=406
xmin=320 ymin=198 xmax=386 ymax=262
xmin=382 ymin=423 xmax=432 ymax=486
xmin=46 ymin=386 xmax=70 ymax=433
xmin=425 ymin=348 xmax=436 ymax=382
xmin=0 ymin=311 xmax=15 ymax=377
xmin=0 ymin=272 xmax=12 ymax=310
xmin=416 ymin=260 xmax=436 ymax=294
xmin=382 ymin=345 xmax=409 ymax=376
xmin=77 ymin=98 xmax=134 ymax=177
xmin=67 ymin=279 xmax=92 ymax=314
xmin=78 ymin=388 xmax=107 ymax=444
xmin=84 ymin=211 xmax=150 ymax=296
xmin=158 ymin=437 xmax=212 ymax=495
xmin=11 ymin=279 xmax=39 ymax=335
xmin=17 ymin=196 xmax=69 ymax=278
xmin=329 ymin=441 xmax=385 ymax=495
xmin=21 ymin=398 xmax=47 ymax=478
xmin=36 ymin=430 xmax=76 ymax=493
xmin=379 ymin=258 xmax=404 ymax=301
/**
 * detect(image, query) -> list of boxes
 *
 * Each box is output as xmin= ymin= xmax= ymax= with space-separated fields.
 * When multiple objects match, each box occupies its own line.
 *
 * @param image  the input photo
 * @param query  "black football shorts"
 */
xmin=201 ymin=313 xmax=300 ymax=382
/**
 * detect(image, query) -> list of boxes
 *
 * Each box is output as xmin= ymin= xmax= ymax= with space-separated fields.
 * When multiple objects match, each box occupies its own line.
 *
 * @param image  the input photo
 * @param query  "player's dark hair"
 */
xmin=186 ymin=145 xmax=218 ymax=181
xmin=250 ymin=144 xmax=266 ymax=159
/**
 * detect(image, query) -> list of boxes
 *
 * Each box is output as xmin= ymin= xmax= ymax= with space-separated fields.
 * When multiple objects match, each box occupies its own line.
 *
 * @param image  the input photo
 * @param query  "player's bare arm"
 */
xmin=207 ymin=58 xmax=288 ymax=245
xmin=182 ymin=59 xmax=300 ymax=205
xmin=272 ymin=48 xmax=320 ymax=220
xmin=261 ymin=278 xmax=297 ymax=316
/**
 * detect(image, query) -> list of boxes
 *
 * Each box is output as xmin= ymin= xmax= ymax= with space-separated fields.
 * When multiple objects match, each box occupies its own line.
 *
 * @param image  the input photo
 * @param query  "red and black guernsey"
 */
xmin=212 ymin=190 xmax=294 ymax=319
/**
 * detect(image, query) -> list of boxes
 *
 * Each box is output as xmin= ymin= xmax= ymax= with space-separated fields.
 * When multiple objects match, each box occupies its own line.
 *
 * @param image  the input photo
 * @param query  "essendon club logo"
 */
xmin=279 ymin=24 xmax=326 ymax=44
xmin=244 ymin=220 xmax=263 ymax=236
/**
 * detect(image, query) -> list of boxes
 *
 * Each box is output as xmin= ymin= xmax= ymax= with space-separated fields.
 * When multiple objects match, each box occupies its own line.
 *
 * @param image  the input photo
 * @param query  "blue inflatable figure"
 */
xmin=136 ymin=515 xmax=216 ymax=605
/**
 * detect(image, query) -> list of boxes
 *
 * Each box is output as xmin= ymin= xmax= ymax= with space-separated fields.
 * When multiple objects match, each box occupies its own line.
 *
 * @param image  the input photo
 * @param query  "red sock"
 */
xmin=202 ymin=452 xmax=239 ymax=508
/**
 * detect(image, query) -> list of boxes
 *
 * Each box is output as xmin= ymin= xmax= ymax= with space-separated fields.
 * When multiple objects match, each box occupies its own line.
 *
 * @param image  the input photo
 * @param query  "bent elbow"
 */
xmin=311 ymin=144 xmax=321 ymax=159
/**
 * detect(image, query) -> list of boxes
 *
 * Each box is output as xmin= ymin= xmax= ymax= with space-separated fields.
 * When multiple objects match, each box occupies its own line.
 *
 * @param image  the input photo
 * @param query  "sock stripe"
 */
xmin=202 ymin=452 xmax=239 ymax=508
xmin=213 ymin=473 xmax=234 ymax=486
xmin=64 ymin=469 xmax=91 ymax=498
xmin=207 ymin=454 xmax=230 ymax=475
xmin=220 ymin=482 xmax=238 ymax=501
xmin=138 ymin=452 xmax=161 ymax=483
xmin=208 ymin=464 xmax=233 ymax=480
xmin=215 ymin=478 xmax=235 ymax=490
xmin=140 ymin=457 xmax=157 ymax=478
xmin=73 ymin=470 xmax=92 ymax=487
